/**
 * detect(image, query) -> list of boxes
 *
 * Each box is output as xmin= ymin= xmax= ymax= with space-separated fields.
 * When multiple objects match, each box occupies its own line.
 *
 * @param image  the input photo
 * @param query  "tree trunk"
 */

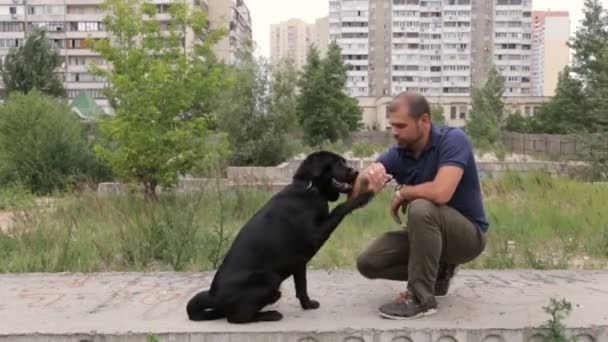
xmin=144 ymin=180 xmax=158 ymax=201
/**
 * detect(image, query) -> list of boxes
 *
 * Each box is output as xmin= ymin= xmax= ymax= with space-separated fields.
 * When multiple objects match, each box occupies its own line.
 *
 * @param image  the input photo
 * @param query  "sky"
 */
xmin=245 ymin=0 xmax=608 ymax=58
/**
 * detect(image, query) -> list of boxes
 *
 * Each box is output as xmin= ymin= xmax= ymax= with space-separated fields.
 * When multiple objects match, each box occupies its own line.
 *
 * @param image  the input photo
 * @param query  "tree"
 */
xmin=0 ymin=91 xmax=96 ymax=194
xmin=217 ymin=55 xmax=296 ymax=166
xmin=0 ymin=29 xmax=65 ymax=98
xmin=533 ymin=67 xmax=589 ymax=134
xmin=465 ymin=67 xmax=505 ymax=150
xmin=430 ymin=104 xmax=446 ymax=126
xmin=89 ymin=0 xmax=229 ymax=199
xmin=270 ymin=59 xmax=299 ymax=135
xmin=503 ymin=110 xmax=540 ymax=134
xmin=296 ymin=42 xmax=362 ymax=146
xmin=568 ymin=0 xmax=608 ymax=84
xmin=566 ymin=1 xmax=608 ymax=178
xmin=579 ymin=47 xmax=608 ymax=179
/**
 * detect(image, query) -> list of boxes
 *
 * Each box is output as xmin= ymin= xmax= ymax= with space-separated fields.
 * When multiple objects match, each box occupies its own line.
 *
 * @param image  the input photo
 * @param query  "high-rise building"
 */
xmin=0 ymin=0 xmax=251 ymax=111
xmin=493 ymin=0 xmax=533 ymax=96
xmin=270 ymin=17 xmax=329 ymax=69
xmin=208 ymin=0 xmax=252 ymax=64
xmin=314 ymin=16 xmax=329 ymax=57
xmin=0 ymin=0 xmax=109 ymax=108
xmin=330 ymin=0 xmax=534 ymax=98
xmin=531 ymin=10 xmax=570 ymax=97
xmin=329 ymin=0 xmax=370 ymax=97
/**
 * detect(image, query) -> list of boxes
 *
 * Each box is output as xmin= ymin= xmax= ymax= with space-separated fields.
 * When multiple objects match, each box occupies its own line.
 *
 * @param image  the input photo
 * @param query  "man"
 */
xmin=351 ymin=91 xmax=488 ymax=320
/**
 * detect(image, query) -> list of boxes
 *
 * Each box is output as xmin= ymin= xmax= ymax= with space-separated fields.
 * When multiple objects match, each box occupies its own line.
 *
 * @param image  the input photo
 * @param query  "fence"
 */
xmin=502 ymin=132 xmax=586 ymax=156
xmin=346 ymin=131 xmax=586 ymax=157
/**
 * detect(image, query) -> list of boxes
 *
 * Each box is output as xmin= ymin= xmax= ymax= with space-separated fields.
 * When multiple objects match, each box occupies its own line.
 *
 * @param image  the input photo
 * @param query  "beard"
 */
xmin=395 ymin=124 xmax=424 ymax=150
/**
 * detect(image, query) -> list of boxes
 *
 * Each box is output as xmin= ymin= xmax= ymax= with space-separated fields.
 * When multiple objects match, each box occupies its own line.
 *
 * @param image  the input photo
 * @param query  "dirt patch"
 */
xmin=0 ymin=211 xmax=14 ymax=233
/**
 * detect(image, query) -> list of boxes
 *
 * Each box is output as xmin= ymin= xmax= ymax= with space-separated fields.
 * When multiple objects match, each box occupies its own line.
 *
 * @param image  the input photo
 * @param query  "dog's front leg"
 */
xmin=294 ymin=265 xmax=319 ymax=309
xmin=312 ymin=192 xmax=374 ymax=248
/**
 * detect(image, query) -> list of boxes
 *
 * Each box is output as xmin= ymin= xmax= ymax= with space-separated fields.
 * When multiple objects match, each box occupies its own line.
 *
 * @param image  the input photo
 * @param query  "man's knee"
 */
xmin=356 ymin=253 xmax=379 ymax=279
xmin=407 ymin=199 xmax=438 ymax=223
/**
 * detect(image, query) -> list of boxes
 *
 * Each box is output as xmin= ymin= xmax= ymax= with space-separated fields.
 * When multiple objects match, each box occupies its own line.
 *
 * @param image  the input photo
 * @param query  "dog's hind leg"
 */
xmin=186 ymin=290 xmax=225 ymax=321
xmin=227 ymin=305 xmax=283 ymax=323
xmin=226 ymin=281 xmax=284 ymax=323
xmin=254 ymin=310 xmax=283 ymax=321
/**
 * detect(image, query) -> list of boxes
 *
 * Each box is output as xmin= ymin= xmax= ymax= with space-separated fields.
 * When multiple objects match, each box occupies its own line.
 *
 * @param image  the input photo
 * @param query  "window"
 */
xmin=450 ymin=106 xmax=457 ymax=120
xmin=0 ymin=22 xmax=23 ymax=32
xmin=29 ymin=22 xmax=65 ymax=32
xmin=28 ymin=5 xmax=65 ymax=15
xmin=0 ymin=39 xmax=22 ymax=48
xmin=66 ymin=39 xmax=88 ymax=49
xmin=459 ymin=108 xmax=466 ymax=119
xmin=67 ymin=89 xmax=105 ymax=99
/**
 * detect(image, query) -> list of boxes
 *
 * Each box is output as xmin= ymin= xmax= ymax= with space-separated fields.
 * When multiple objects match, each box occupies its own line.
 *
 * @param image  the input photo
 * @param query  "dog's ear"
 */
xmin=294 ymin=152 xmax=332 ymax=181
xmin=309 ymin=154 xmax=329 ymax=179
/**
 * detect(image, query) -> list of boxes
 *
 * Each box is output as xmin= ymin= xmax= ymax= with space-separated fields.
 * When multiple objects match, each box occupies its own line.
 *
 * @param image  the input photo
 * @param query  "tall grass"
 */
xmin=308 ymin=171 xmax=608 ymax=270
xmin=1 ymin=172 xmax=607 ymax=272
xmin=0 ymin=184 xmax=272 ymax=272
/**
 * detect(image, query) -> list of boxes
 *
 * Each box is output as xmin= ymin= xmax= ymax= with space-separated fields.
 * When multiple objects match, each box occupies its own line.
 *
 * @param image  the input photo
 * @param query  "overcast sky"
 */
xmin=245 ymin=0 xmax=608 ymax=58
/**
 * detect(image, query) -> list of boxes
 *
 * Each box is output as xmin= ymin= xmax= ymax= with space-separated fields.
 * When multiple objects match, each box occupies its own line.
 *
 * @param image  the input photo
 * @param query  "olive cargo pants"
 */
xmin=356 ymin=199 xmax=486 ymax=307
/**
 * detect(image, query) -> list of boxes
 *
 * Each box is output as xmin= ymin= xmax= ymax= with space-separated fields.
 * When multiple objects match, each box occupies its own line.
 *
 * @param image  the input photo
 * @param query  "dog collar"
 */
xmin=293 ymin=179 xmax=314 ymax=191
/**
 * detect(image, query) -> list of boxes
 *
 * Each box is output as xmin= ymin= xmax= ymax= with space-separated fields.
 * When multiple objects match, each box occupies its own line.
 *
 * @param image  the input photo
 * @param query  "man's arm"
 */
xmin=397 ymin=128 xmax=471 ymax=205
xmin=399 ymin=165 xmax=464 ymax=205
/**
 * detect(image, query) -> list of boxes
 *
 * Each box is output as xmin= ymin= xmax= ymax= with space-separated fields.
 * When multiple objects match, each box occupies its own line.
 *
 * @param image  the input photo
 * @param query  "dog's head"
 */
xmin=293 ymin=151 xmax=359 ymax=202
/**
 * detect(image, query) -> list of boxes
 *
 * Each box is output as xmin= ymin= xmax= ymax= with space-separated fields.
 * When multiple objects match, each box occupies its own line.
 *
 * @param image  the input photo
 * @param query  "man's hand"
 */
xmin=350 ymin=163 xmax=392 ymax=198
xmin=390 ymin=186 xmax=410 ymax=225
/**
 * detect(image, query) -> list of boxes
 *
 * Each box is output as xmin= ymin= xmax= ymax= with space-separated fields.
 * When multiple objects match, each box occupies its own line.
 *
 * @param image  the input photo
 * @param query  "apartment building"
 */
xmin=330 ymin=0 xmax=534 ymax=98
xmin=493 ymin=0 xmax=533 ymax=96
xmin=329 ymin=0 xmax=370 ymax=97
xmin=358 ymin=94 xmax=549 ymax=129
xmin=0 ymin=0 xmax=110 ymax=110
xmin=0 ymin=0 xmax=251 ymax=112
xmin=531 ymin=10 xmax=570 ymax=96
xmin=270 ymin=17 xmax=328 ymax=70
xmin=208 ymin=0 xmax=252 ymax=64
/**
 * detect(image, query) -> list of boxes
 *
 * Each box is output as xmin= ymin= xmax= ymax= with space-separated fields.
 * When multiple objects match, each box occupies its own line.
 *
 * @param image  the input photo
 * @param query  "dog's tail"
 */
xmin=186 ymin=290 xmax=225 ymax=321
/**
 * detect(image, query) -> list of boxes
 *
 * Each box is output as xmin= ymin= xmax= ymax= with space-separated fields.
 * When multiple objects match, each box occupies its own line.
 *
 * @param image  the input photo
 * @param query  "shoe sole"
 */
xmin=379 ymin=308 xmax=438 ymax=320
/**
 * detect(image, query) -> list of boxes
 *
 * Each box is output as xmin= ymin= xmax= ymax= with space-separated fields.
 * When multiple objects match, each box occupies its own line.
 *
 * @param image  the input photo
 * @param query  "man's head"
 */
xmin=388 ymin=91 xmax=433 ymax=150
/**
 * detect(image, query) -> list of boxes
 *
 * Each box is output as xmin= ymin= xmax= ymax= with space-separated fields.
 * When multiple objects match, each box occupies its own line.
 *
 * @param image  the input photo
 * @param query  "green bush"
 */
xmin=0 ymin=182 xmax=35 ymax=210
xmin=0 ymin=91 xmax=108 ymax=194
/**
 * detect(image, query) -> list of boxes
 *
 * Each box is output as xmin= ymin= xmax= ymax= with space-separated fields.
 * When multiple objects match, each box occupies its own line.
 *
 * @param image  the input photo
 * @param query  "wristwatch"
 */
xmin=394 ymin=184 xmax=405 ymax=200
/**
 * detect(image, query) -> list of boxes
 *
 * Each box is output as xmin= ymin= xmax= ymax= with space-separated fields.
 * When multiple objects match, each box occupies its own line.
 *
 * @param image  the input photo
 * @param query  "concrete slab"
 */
xmin=0 ymin=270 xmax=607 ymax=342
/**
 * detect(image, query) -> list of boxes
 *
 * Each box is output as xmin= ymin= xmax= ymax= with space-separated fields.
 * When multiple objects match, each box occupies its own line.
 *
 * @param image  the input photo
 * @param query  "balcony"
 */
xmin=0 ymin=32 xmax=25 ymax=39
xmin=64 ymin=0 xmax=104 ymax=4
xmin=344 ymin=59 xmax=369 ymax=66
xmin=341 ymin=26 xmax=369 ymax=34
xmin=65 ymin=14 xmax=104 ymax=21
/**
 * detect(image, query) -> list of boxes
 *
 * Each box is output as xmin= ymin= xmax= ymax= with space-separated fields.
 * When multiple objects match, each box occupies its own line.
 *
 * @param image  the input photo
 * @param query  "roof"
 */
xmin=70 ymin=90 xmax=105 ymax=121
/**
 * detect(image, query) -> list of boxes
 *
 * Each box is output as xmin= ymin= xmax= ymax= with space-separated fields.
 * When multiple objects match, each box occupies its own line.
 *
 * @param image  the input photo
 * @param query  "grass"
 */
xmin=0 ymin=172 xmax=607 ymax=273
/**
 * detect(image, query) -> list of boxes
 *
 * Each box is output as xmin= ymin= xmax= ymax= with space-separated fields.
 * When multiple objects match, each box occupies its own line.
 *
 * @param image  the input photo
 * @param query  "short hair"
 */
xmin=388 ymin=91 xmax=431 ymax=120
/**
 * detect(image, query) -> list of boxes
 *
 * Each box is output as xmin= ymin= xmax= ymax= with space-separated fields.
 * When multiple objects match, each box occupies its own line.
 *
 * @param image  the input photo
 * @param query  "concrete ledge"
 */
xmin=1 ymin=270 xmax=607 ymax=341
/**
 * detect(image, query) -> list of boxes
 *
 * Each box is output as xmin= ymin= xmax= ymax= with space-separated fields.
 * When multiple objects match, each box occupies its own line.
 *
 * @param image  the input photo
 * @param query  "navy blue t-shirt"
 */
xmin=377 ymin=125 xmax=489 ymax=232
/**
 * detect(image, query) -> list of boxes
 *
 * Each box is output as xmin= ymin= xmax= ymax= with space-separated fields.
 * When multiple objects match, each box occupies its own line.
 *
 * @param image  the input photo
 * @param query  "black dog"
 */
xmin=186 ymin=151 xmax=374 ymax=324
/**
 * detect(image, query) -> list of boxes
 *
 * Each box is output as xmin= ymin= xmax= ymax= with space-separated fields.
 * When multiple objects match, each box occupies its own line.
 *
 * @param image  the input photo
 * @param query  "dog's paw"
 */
xmin=301 ymin=299 xmax=320 ymax=310
xmin=269 ymin=290 xmax=282 ymax=304
xmin=259 ymin=310 xmax=283 ymax=321
xmin=351 ymin=191 xmax=374 ymax=208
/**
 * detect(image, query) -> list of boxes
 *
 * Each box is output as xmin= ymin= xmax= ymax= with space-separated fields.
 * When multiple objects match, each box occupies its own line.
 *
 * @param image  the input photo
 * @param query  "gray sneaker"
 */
xmin=378 ymin=291 xmax=437 ymax=320
xmin=435 ymin=264 xmax=457 ymax=297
